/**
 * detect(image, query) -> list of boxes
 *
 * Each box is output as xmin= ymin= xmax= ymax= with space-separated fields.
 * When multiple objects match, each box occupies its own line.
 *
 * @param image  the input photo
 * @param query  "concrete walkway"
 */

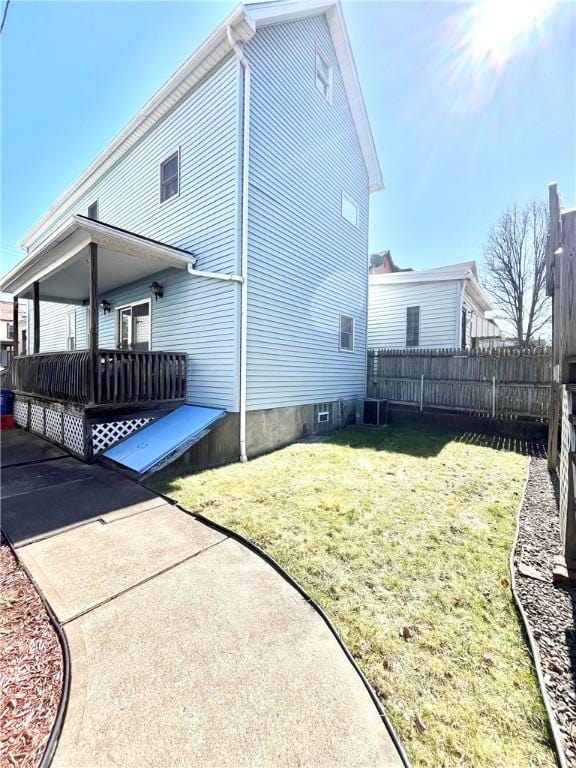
xmin=1 ymin=429 xmax=404 ymax=768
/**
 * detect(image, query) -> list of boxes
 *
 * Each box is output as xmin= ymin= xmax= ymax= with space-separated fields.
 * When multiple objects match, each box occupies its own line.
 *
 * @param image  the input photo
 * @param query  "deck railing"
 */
xmin=11 ymin=349 xmax=187 ymax=406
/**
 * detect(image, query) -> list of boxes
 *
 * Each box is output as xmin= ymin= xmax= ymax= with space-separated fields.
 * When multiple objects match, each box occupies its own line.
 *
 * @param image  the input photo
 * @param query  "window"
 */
xmin=117 ymin=300 xmax=151 ymax=351
xmin=461 ymin=307 xmax=467 ymax=350
xmin=406 ymin=306 xmax=420 ymax=347
xmin=315 ymin=48 xmax=332 ymax=102
xmin=160 ymin=151 xmax=179 ymax=203
xmin=7 ymin=323 xmax=14 ymax=339
xmin=340 ymin=314 xmax=355 ymax=352
xmin=341 ymin=193 xmax=358 ymax=227
xmin=87 ymin=200 xmax=99 ymax=220
xmin=66 ymin=312 xmax=76 ymax=351
xmin=315 ymin=403 xmax=333 ymax=426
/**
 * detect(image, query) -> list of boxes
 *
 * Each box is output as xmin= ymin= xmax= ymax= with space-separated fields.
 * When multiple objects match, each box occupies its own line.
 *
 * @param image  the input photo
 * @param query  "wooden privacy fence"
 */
xmin=367 ymin=347 xmax=552 ymax=421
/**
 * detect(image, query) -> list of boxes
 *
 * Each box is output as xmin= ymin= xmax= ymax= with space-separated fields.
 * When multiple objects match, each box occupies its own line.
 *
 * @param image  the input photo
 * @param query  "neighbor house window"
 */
xmin=406 ymin=306 xmax=420 ymax=347
xmin=66 ymin=312 xmax=76 ymax=351
xmin=341 ymin=193 xmax=359 ymax=227
xmin=7 ymin=323 xmax=14 ymax=339
xmin=315 ymin=48 xmax=332 ymax=102
xmin=340 ymin=314 xmax=355 ymax=352
xmin=160 ymin=151 xmax=179 ymax=203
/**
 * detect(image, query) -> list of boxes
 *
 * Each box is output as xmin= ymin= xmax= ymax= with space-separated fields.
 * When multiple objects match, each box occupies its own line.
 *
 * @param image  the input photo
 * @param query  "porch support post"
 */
xmin=89 ymin=243 xmax=99 ymax=354
xmin=32 ymin=281 xmax=40 ymax=354
xmin=89 ymin=242 xmax=99 ymax=404
xmin=12 ymin=295 xmax=19 ymax=357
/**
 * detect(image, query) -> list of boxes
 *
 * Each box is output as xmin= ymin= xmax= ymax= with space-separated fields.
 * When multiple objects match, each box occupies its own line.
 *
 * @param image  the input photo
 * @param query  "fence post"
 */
xmin=492 ymin=376 xmax=496 ymax=418
xmin=420 ymin=374 xmax=424 ymax=412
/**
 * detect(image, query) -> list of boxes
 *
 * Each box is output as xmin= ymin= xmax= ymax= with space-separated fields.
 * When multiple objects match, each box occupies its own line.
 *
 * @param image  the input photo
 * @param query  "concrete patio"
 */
xmin=1 ymin=429 xmax=404 ymax=767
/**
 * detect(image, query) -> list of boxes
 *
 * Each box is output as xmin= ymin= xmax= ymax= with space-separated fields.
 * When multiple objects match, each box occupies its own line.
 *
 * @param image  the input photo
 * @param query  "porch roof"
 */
xmin=1 ymin=216 xmax=197 ymax=303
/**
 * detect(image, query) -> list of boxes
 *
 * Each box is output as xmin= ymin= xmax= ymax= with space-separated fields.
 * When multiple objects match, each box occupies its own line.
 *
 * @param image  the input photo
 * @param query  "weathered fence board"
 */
xmin=367 ymin=347 xmax=551 ymax=420
xmin=547 ymin=182 xmax=576 ymax=571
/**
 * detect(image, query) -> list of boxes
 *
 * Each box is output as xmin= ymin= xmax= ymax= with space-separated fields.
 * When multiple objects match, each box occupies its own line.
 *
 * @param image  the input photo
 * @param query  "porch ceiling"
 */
xmin=1 ymin=216 xmax=197 ymax=303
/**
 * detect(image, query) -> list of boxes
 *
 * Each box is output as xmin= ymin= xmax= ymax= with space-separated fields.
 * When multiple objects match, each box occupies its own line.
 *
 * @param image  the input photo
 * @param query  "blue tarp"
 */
xmin=103 ymin=405 xmax=226 ymax=475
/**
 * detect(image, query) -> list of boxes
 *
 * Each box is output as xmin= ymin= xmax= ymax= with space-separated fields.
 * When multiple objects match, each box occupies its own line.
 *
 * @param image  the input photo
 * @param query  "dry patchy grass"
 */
xmin=154 ymin=426 xmax=554 ymax=768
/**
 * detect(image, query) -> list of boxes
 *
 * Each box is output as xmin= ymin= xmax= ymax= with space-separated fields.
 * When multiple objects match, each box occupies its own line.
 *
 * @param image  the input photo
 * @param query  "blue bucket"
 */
xmin=0 ymin=389 xmax=14 ymax=415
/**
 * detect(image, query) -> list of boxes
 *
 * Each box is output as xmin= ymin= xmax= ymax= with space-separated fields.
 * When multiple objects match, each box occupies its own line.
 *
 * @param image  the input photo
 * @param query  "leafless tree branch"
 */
xmin=482 ymin=200 xmax=550 ymax=345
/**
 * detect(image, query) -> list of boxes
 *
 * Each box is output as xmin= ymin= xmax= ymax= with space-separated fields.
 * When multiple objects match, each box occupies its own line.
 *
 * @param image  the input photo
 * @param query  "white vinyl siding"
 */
xmin=245 ymin=16 xmax=369 ymax=410
xmin=368 ymin=280 xmax=461 ymax=349
xmin=26 ymin=56 xmax=241 ymax=411
xmin=462 ymin=288 xmax=498 ymax=345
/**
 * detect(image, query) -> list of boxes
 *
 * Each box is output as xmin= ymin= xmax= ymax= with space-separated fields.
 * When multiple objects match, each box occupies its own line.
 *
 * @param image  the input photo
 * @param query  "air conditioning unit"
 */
xmin=363 ymin=399 xmax=388 ymax=426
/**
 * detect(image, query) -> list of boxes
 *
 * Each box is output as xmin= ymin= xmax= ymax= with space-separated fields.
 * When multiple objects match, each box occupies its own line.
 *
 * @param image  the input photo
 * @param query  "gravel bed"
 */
xmin=0 ymin=538 xmax=63 ymax=768
xmin=514 ymin=457 xmax=576 ymax=766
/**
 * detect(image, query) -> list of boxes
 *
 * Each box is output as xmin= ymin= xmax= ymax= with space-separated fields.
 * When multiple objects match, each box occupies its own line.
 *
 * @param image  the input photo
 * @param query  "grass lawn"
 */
xmin=153 ymin=425 xmax=554 ymax=768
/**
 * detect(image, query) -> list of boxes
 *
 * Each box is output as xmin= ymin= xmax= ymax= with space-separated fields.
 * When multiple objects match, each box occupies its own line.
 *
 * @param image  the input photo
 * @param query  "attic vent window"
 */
xmin=315 ymin=48 xmax=333 ymax=102
xmin=160 ymin=151 xmax=180 ymax=203
xmin=341 ymin=193 xmax=359 ymax=227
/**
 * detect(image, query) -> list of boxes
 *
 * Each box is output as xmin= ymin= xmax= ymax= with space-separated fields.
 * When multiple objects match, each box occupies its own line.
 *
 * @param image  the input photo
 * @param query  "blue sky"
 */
xmin=1 ymin=0 xmax=575 ymax=277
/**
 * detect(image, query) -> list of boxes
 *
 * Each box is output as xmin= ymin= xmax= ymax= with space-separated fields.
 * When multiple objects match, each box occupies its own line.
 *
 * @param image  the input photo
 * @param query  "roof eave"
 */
xmin=3 ymin=215 xmax=197 ymax=296
xmin=18 ymin=3 xmax=253 ymax=251
xmin=18 ymin=0 xmax=384 ymax=249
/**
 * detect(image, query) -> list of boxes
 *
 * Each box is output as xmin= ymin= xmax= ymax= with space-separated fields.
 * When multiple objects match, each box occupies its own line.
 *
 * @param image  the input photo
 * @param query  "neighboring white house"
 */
xmin=368 ymin=261 xmax=502 ymax=350
xmin=1 ymin=0 xmax=383 ymax=466
xmin=0 ymin=300 xmax=26 ymax=367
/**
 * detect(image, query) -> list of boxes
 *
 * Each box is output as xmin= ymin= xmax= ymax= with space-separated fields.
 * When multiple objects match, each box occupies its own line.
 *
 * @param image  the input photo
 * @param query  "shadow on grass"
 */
xmin=317 ymin=424 xmax=547 ymax=459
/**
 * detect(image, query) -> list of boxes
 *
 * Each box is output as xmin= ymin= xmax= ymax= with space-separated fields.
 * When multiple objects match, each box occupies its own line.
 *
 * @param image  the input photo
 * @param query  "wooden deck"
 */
xmin=11 ymin=349 xmax=187 ymax=407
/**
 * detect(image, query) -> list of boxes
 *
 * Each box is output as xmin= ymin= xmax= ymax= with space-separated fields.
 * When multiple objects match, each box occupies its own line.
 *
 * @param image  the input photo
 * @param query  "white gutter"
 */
xmin=186 ymin=264 xmax=243 ymax=283
xmin=227 ymin=25 xmax=250 ymax=463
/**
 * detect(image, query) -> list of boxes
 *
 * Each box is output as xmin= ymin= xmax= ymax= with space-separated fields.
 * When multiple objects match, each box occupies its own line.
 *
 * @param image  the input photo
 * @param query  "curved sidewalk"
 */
xmin=2 ymin=430 xmax=404 ymax=768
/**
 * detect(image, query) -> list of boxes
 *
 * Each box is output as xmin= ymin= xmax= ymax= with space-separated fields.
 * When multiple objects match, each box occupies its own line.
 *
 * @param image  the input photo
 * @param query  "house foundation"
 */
xmin=153 ymin=398 xmax=361 ymax=479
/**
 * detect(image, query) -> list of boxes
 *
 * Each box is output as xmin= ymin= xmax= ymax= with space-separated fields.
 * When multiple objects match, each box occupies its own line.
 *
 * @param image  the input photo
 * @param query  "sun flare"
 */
xmin=468 ymin=0 xmax=555 ymax=66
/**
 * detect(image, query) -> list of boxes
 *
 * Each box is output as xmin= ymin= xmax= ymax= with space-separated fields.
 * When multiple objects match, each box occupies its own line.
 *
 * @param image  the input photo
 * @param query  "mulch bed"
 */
xmin=514 ymin=457 xmax=576 ymax=766
xmin=0 ymin=537 xmax=63 ymax=768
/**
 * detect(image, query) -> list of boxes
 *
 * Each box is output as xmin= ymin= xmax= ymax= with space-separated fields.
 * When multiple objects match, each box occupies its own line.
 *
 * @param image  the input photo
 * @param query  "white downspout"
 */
xmin=457 ymin=279 xmax=466 ymax=349
xmin=227 ymin=26 xmax=250 ymax=462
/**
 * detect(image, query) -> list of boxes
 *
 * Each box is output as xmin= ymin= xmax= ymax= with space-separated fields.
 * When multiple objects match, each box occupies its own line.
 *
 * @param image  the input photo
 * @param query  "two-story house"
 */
xmin=1 ymin=0 xmax=382 ymax=472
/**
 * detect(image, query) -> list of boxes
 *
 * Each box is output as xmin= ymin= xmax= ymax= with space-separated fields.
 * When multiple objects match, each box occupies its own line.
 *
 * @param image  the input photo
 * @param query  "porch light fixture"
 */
xmin=100 ymin=299 xmax=111 ymax=314
xmin=150 ymin=281 xmax=164 ymax=301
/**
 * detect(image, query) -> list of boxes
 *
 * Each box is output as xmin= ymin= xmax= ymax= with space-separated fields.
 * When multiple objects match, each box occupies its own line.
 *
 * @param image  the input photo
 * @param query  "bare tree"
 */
xmin=482 ymin=201 xmax=550 ymax=345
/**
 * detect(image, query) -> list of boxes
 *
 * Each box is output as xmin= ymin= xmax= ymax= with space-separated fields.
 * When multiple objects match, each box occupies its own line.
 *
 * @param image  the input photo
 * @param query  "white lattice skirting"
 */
xmin=13 ymin=400 xmax=29 ymax=429
xmin=13 ymin=396 xmax=153 ymax=460
xmin=63 ymin=413 xmax=85 ymax=456
xmin=91 ymin=418 xmax=154 ymax=454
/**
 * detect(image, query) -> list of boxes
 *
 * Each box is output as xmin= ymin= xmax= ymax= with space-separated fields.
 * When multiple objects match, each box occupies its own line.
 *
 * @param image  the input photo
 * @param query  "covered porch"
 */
xmin=3 ymin=215 xmax=196 ymax=408
xmin=2 ymin=216 xmax=197 ymax=458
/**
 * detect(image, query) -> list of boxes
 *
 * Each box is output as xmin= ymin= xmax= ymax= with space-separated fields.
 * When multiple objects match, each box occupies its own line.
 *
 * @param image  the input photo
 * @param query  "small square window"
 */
xmin=341 ymin=193 xmax=359 ymax=227
xmin=406 ymin=306 xmax=420 ymax=347
xmin=340 ymin=314 xmax=355 ymax=352
xmin=87 ymin=201 xmax=99 ymax=220
xmin=315 ymin=48 xmax=332 ymax=102
xmin=160 ymin=151 xmax=179 ymax=203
